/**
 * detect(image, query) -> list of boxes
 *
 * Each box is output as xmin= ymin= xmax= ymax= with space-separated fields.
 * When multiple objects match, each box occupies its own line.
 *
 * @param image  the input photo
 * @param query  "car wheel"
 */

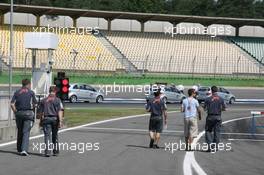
xmin=96 ymin=96 xmax=103 ymax=103
xmin=229 ymin=97 xmax=235 ymax=104
xmin=70 ymin=95 xmax=77 ymax=103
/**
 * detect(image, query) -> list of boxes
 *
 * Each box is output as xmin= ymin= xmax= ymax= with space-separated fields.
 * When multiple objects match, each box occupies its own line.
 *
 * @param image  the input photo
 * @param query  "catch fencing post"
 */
xmin=259 ymin=57 xmax=264 ymax=78
xmin=236 ymin=56 xmax=241 ymax=79
xmin=192 ymin=56 xmax=196 ymax=78
xmin=97 ymin=54 xmax=101 ymax=76
xmin=214 ymin=56 xmax=218 ymax=79
xmin=169 ymin=55 xmax=173 ymax=75
xmin=250 ymin=111 xmax=264 ymax=137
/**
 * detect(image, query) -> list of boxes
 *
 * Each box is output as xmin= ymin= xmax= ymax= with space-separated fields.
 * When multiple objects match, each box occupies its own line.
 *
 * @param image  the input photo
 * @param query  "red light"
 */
xmin=62 ymin=86 xmax=68 ymax=93
xmin=62 ymin=79 xmax=69 ymax=86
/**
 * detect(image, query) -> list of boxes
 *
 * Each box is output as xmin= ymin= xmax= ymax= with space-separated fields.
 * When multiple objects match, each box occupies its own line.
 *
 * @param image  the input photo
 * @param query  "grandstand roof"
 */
xmin=0 ymin=3 xmax=264 ymax=27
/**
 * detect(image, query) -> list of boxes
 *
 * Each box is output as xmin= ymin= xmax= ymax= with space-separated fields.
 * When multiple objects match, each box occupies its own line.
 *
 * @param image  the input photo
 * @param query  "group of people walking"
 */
xmin=145 ymin=86 xmax=226 ymax=152
xmin=11 ymin=79 xmax=226 ymax=156
xmin=11 ymin=79 xmax=63 ymax=157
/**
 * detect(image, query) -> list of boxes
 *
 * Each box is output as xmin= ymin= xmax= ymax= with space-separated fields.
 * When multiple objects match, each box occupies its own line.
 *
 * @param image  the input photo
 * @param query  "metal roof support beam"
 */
xmin=140 ymin=21 xmax=145 ymax=33
xmin=172 ymin=21 xmax=179 ymax=27
xmin=0 ymin=12 xmax=4 ymax=25
xmin=234 ymin=26 xmax=240 ymax=37
xmin=107 ymin=18 xmax=112 ymax=31
xmin=72 ymin=17 xmax=77 ymax=28
xmin=170 ymin=21 xmax=179 ymax=35
xmin=35 ymin=14 xmax=41 ymax=27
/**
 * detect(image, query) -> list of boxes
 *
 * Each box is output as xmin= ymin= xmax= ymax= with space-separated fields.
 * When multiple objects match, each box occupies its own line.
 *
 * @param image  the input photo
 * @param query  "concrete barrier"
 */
xmin=0 ymin=95 xmax=42 ymax=142
xmin=0 ymin=95 xmax=14 ymax=121
xmin=0 ymin=121 xmax=41 ymax=142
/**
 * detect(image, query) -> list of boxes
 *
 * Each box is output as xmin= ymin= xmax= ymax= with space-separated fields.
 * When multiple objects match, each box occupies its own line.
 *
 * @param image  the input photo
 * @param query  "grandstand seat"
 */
xmin=228 ymin=37 xmax=264 ymax=64
xmin=0 ymin=25 xmax=123 ymax=71
xmin=103 ymin=31 xmax=260 ymax=74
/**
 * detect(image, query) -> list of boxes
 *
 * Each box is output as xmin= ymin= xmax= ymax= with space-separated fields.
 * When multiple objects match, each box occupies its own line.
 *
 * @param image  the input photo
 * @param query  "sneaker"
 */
xmin=53 ymin=150 xmax=59 ymax=156
xmin=20 ymin=151 xmax=29 ymax=156
xmin=149 ymin=139 xmax=154 ymax=148
xmin=44 ymin=154 xmax=50 ymax=157
xmin=153 ymin=144 xmax=160 ymax=149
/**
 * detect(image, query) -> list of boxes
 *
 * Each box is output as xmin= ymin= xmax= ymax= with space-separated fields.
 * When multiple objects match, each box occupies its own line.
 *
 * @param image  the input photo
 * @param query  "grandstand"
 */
xmin=0 ymin=25 xmax=124 ymax=72
xmin=228 ymin=37 xmax=264 ymax=64
xmin=103 ymin=31 xmax=260 ymax=74
xmin=0 ymin=3 xmax=263 ymax=76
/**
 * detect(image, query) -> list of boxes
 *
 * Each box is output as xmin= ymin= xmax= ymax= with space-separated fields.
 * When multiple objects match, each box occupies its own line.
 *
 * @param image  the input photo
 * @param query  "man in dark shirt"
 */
xmin=39 ymin=86 xmax=63 ymax=157
xmin=145 ymin=90 xmax=167 ymax=149
xmin=204 ymin=86 xmax=226 ymax=152
xmin=11 ymin=79 xmax=37 ymax=156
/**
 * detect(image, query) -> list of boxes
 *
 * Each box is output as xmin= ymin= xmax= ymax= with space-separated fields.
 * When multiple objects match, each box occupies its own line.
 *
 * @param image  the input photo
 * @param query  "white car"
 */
xmin=146 ymin=86 xmax=186 ymax=103
xmin=68 ymin=83 xmax=104 ymax=103
xmin=197 ymin=86 xmax=236 ymax=104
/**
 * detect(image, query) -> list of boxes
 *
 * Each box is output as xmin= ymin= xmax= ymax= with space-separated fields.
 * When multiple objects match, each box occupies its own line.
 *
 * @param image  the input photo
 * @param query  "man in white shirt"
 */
xmin=181 ymin=88 xmax=201 ymax=151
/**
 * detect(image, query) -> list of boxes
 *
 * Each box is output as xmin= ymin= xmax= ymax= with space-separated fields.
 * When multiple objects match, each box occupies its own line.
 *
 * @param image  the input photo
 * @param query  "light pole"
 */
xmin=8 ymin=0 xmax=14 ymax=126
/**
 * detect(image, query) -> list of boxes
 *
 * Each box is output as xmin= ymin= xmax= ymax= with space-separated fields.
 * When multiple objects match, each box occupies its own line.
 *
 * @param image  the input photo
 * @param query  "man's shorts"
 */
xmin=149 ymin=116 xmax=163 ymax=133
xmin=184 ymin=117 xmax=198 ymax=138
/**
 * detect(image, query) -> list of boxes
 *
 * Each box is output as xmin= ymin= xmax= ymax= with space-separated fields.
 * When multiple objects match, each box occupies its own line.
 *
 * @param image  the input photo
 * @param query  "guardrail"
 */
xmin=250 ymin=111 xmax=264 ymax=136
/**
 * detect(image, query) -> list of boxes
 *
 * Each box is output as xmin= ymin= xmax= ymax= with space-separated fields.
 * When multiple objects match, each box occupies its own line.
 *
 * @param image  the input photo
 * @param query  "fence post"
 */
xmin=0 ymin=55 xmax=2 ymax=75
xmin=192 ymin=56 xmax=196 ymax=78
xmin=97 ymin=54 xmax=101 ymax=76
xmin=24 ymin=51 xmax=29 ymax=76
xmin=145 ymin=55 xmax=149 ymax=74
xmin=142 ymin=60 xmax=145 ymax=75
xmin=236 ymin=56 xmax=241 ymax=79
xmin=259 ymin=57 xmax=264 ymax=78
xmin=169 ymin=55 xmax=173 ymax=75
xmin=214 ymin=56 xmax=218 ymax=79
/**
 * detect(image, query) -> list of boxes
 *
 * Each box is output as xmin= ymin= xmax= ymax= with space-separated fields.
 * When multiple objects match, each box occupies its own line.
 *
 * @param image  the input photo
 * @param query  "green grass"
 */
xmin=64 ymin=108 xmax=147 ymax=127
xmin=0 ymin=71 xmax=264 ymax=87
xmin=69 ymin=75 xmax=264 ymax=87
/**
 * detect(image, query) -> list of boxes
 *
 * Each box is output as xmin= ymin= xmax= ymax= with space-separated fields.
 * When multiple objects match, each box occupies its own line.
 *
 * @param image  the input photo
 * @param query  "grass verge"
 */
xmin=64 ymin=108 xmax=147 ymax=127
xmin=0 ymin=72 xmax=263 ymax=87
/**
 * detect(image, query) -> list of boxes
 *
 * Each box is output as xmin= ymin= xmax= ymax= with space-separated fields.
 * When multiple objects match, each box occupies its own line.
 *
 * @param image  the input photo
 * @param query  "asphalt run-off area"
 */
xmin=0 ymin=102 xmax=263 ymax=175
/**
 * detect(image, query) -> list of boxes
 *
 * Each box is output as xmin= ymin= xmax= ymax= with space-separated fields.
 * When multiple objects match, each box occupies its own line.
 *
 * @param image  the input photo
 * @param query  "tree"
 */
xmin=254 ymin=0 xmax=264 ymax=18
xmin=216 ymin=0 xmax=255 ymax=18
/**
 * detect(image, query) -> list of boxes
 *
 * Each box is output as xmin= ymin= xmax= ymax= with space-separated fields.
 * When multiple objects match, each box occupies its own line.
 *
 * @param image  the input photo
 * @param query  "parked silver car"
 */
xmin=146 ymin=86 xmax=186 ymax=103
xmin=197 ymin=86 xmax=236 ymax=104
xmin=68 ymin=83 xmax=104 ymax=103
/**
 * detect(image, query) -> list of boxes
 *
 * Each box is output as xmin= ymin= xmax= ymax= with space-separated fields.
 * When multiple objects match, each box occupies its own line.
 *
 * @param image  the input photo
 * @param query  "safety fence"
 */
xmin=129 ymin=55 xmax=264 ymax=78
xmin=250 ymin=111 xmax=264 ymax=136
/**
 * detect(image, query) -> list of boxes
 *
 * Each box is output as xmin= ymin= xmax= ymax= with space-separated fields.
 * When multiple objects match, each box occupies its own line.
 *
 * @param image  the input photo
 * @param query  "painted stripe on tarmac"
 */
xmin=228 ymin=138 xmax=264 ymax=142
xmin=221 ymin=132 xmax=264 ymax=136
xmin=183 ymin=116 xmax=253 ymax=175
xmin=0 ymin=111 xmax=179 ymax=147
xmin=81 ymin=127 xmax=183 ymax=133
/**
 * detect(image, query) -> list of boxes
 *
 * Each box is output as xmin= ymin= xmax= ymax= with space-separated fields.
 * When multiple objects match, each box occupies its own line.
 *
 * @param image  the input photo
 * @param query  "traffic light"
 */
xmin=61 ymin=77 xmax=69 ymax=100
xmin=54 ymin=72 xmax=70 ymax=101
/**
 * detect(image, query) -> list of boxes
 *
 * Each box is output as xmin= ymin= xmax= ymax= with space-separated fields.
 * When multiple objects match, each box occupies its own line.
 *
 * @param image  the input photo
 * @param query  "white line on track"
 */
xmin=0 ymin=111 xmax=180 ymax=148
xmin=228 ymin=139 xmax=264 ymax=142
xmin=183 ymin=116 xmax=253 ymax=175
xmin=81 ymin=127 xmax=183 ymax=133
xmin=221 ymin=133 xmax=264 ymax=136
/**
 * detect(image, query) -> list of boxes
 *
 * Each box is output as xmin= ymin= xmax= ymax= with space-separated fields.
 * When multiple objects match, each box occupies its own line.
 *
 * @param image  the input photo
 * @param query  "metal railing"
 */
xmin=250 ymin=111 xmax=264 ymax=137
xmin=128 ymin=55 xmax=263 ymax=78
